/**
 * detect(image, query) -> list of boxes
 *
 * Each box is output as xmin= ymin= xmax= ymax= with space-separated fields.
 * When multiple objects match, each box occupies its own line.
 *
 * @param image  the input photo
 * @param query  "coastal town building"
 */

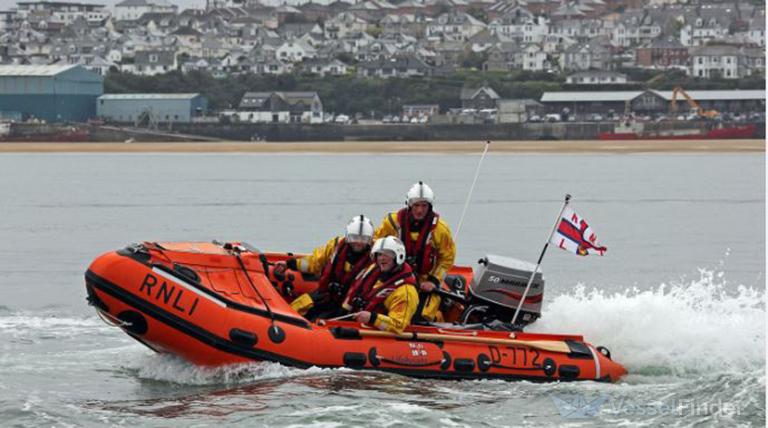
xmin=114 ymin=0 xmax=177 ymax=21
xmin=496 ymin=98 xmax=544 ymax=123
xmin=357 ymin=55 xmax=431 ymax=78
xmin=566 ymin=71 xmax=628 ymax=85
xmin=426 ymin=12 xmax=487 ymax=41
xmin=235 ymin=91 xmax=323 ymax=123
xmin=0 ymin=64 xmax=102 ymax=122
xmin=635 ymin=38 xmax=689 ymax=69
xmin=460 ymin=85 xmax=500 ymax=110
xmin=14 ymin=1 xmax=108 ymax=24
xmin=690 ymin=45 xmax=741 ymax=79
xmin=540 ymin=89 xmax=766 ymax=116
xmin=96 ymin=93 xmax=208 ymax=124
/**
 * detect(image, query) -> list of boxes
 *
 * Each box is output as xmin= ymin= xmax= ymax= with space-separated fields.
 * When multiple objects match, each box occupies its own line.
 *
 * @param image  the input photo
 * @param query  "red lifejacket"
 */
xmin=318 ymin=237 xmax=370 ymax=299
xmin=345 ymin=263 xmax=416 ymax=313
xmin=396 ymin=208 xmax=438 ymax=276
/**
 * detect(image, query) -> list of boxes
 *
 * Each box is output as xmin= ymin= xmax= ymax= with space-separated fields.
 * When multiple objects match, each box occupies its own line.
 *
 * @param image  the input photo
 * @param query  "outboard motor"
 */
xmin=460 ymin=255 xmax=544 ymax=329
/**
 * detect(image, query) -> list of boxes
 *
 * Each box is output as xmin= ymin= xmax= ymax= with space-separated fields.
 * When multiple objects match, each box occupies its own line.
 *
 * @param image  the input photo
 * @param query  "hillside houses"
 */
xmin=426 ymin=12 xmax=486 ymax=41
xmin=0 ymin=0 xmax=762 ymax=81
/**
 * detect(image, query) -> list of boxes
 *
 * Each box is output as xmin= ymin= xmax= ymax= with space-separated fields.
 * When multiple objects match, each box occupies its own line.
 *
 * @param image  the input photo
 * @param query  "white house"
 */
xmin=611 ymin=10 xmax=663 ymax=47
xmin=81 ymin=55 xmax=116 ymax=75
xmin=566 ymin=70 xmax=628 ymax=85
xmin=122 ymin=49 xmax=177 ymax=75
xmin=324 ymin=12 xmax=370 ymax=40
xmin=520 ymin=44 xmax=547 ymax=70
xmin=489 ymin=10 xmax=549 ymax=43
xmin=15 ymin=1 xmax=107 ymax=24
xmin=0 ymin=11 xmax=14 ymax=33
xmin=690 ymin=45 xmax=740 ymax=79
xmin=679 ymin=13 xmax=730 ymax=47
xmin=114 ymin=0 xmax=177 ymax=21
xmin=300 ymin=58 xmax=349 ymax=76
xmin=426 ymin=12 xmax=487 ymax=41
xmin=236 ymin=91 xmax=324 ymax=124
xmin=275 ymin=40 xmax=317 ymax=63
xmin=560 ymin=41 xmax=610 ymax=71
xmin=746 ymin=14 xmax=765 ymax=47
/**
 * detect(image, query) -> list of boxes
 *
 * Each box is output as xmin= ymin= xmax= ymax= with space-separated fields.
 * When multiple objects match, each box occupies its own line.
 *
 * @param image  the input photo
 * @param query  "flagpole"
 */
xmin=511 ymin=194 xmax=572 ymax=326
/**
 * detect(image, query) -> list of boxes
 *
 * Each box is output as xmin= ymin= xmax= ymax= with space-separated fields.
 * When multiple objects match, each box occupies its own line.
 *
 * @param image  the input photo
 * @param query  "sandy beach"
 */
xmin=0 ymin=139 xmax=764 ymax=153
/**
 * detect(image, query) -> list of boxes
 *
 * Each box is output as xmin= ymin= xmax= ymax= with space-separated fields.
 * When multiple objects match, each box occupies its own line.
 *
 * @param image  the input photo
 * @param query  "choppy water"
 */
xmin=0 ymin=152 xmax=764 ymax=427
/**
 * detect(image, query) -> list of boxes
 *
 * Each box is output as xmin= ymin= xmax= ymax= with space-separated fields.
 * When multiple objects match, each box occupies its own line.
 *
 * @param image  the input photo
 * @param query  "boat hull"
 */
xmin=85 ymin=243 xmax=627 ymax=382
xmin=598 ymin=124 xmax=756 ymax=140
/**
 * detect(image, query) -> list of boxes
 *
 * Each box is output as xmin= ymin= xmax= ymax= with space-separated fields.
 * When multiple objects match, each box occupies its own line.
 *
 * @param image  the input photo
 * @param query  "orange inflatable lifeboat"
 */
xmin=85 ymin=241 xmax=626 ymax=382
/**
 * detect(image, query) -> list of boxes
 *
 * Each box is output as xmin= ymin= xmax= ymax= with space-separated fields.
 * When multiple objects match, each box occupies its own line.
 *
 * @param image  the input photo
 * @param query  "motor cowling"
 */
xmin=465 ymin=254 xmax=545 ymax=326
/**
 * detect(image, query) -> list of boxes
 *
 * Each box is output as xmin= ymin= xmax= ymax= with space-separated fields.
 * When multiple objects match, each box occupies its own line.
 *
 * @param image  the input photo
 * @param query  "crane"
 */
xmin=669 ymin=86 xmax=720 ymax=119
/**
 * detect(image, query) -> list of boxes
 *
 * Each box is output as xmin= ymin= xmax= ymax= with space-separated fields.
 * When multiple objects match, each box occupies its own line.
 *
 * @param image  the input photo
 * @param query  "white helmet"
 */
xmin=406 ymin=181 xmax=434 ymax=207
xmin=371 ymin=236 xmax=406 ymax=266
xmin=345 ymin=214 xmax=374 ymax=244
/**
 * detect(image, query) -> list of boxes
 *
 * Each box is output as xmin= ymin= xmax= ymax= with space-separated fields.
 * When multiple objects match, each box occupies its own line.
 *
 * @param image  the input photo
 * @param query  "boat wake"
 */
xmin=0 ymin=312 xmax=111 ymax=341
xmin=130 ymin=355 xmax=345 ymax=386
xmin=530 ymin=267 xmax=766 ymax=377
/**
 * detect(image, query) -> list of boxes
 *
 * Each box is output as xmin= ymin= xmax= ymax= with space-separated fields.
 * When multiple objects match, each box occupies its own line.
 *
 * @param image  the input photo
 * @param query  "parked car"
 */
xmin=544 ymin=113 xmax=561 ymax=122
xmin=590 ymin=114 xmax=603 ymax=122
xmin=382 ymin=115 xmax=392 ymax=123
xmin=527 ymin=115 xmax=542 ymax=122
xmin=334 ymin=114 xmax=350 ymax=124
xmin=479 ymin=108 xmax=497 ymax=121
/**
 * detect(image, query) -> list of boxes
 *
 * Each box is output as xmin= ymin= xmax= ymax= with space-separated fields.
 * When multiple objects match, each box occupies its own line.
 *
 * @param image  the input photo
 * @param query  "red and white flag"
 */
xmin=550 ymin=207 xmax=607 ymax=256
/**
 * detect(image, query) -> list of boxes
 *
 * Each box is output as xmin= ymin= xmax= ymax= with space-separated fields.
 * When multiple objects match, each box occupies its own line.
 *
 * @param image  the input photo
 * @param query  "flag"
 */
xmin=550 ymin=206 xmax=607 ymax=256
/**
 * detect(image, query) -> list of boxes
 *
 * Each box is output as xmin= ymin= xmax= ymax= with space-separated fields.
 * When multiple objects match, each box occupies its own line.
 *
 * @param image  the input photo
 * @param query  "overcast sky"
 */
xmin=0 ymin=0 xmax=203 ymax=13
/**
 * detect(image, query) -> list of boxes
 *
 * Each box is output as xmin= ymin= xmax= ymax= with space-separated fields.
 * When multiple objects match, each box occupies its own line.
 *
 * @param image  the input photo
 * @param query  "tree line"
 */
xmin=104 ymin=69 xmax=765 ymax=116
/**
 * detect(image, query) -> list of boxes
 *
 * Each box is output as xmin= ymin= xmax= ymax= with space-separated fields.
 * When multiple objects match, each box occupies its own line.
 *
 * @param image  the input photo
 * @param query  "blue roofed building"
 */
xmin=0 ymin=64 xmax=103 ymax=122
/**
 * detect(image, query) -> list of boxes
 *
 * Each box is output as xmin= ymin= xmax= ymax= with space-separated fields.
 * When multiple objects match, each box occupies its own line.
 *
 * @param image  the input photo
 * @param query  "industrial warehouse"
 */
xmin=0 ymin=64 xmax=103 ymax=122
xmin=539 ymin=89 xmax=766 ymax=119
xmin=96 ymin=93 xmax=208 ymax=125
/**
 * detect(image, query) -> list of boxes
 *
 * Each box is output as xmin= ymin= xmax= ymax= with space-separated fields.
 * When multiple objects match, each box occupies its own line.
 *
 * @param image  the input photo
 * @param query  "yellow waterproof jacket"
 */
xmin=289 ymin=236 xmax=366 ymax=316
xmin=341 ymin=265 xmax=419 ymax=334
xmin=374 ymin=211 xmax=456 ymax=322
xmin=294 ymin=236 xmax=341 ymax=275
xmin=374 ymin=211 xmax=456 ymax=284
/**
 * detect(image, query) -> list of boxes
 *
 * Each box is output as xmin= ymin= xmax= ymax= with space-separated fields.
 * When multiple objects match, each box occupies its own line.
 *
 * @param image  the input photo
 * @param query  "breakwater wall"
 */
xmin=90 ymin=121 xmax=766 ymax=142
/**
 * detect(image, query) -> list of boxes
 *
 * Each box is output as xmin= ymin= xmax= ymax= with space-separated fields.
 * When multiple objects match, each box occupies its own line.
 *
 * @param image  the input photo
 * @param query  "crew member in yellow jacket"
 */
xmin=342 ymin=236 xmax=419 ymax=334
xmin=374 ymin=181 xmax=456 ymax=322
xmin=278 ymin=215 xmax=375 ymax=319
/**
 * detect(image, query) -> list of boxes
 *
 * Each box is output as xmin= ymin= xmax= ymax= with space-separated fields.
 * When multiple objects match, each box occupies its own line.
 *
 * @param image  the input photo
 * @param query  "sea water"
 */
xmin=0 ymin=152 xmax=764 ymax=426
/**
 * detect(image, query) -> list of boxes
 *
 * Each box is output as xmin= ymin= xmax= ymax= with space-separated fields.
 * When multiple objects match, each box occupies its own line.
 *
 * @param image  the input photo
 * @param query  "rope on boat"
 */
xmin=96 ymin=309 xmax=133 ymax=328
